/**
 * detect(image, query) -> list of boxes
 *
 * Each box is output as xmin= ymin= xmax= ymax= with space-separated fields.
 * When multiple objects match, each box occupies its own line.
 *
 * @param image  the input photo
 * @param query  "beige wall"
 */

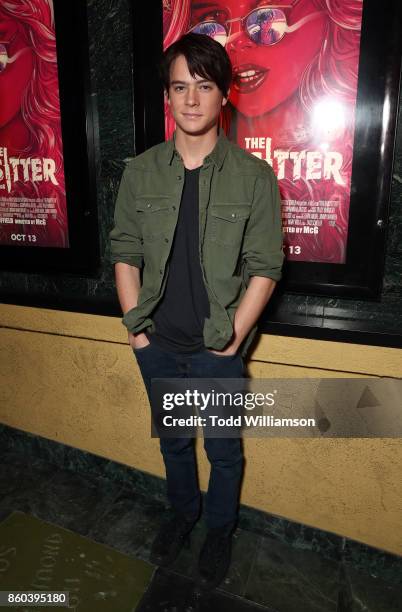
xmin=1 ymin=304 xmax=401 ymax=555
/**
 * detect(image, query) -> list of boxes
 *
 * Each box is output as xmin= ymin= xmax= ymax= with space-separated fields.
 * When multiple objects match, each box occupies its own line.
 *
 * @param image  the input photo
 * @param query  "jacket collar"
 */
xmin=166 ymin=127 xmax=229 ymax=170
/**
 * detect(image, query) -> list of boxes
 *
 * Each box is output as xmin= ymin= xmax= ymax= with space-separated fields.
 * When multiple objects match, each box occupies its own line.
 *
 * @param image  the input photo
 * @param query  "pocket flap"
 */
xmin=210 ymin=204 xmax=251 ymax=222
xmin=136 ymin=198 xmax=170 ymax=213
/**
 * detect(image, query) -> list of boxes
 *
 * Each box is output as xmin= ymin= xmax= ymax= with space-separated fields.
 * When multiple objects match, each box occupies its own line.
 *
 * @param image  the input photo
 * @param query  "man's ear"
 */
xmin=222 ymin=88 xmax=230 ymax=106
xmin=164 ymin=89 xmax=170 ymax=105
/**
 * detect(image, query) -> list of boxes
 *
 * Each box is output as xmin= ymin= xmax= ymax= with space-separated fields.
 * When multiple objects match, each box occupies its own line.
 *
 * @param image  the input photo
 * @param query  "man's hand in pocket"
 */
xmin=128 ymin=331 xmax=150 ymax=350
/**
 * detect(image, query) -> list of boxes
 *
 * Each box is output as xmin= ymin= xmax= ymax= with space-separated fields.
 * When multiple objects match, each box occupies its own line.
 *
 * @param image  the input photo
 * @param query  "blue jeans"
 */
xmin=133 ymin=339 xmax=244 ymax=533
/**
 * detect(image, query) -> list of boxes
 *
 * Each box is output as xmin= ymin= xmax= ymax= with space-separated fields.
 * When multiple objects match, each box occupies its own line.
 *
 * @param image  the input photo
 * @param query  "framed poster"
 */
xmin=0 ymin=0 xmax=99 ymax=275
xmin=132 ymin=0 xmax=401 ymax=298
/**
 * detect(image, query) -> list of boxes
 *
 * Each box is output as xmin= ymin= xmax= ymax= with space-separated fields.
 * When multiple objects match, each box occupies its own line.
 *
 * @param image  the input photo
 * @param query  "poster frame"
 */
xmin=0 ymin=0 xmax=100 ymax=276
xmin=132 ymin=0 xmax=401 ymax=300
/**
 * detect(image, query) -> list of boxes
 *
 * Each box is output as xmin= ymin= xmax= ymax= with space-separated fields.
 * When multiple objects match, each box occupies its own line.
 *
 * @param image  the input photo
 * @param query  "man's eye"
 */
xmin=174 ymin=86 xmax=184 ymax=92
xmin=200 ymin=85 xmax=212 ymax=90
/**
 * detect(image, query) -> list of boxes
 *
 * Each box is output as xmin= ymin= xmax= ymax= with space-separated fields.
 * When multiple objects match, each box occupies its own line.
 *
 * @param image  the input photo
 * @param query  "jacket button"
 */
xmin=159 ymin=269 xmax=163 ymax=275
xmin=177 ymin=176 xmax=182 ymax=181
xmin=172 ymin=206 xmax=176 ymax=211
xmin=231 ymin=213 xmax=236 ymax=218
xmin=164 ymin=238 xmax=169 ymax=243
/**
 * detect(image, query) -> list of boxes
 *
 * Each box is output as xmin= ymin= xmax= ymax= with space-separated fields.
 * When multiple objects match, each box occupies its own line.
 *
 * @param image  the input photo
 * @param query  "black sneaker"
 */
xmin=150 ymin=514 xmax=195 ymax=567
xmin=197 ymin=527 xmax=233 ymax=589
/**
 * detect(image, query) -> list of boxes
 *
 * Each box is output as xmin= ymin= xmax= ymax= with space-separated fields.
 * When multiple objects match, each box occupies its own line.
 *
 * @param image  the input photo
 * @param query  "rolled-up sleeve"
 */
xmin=109 ymin=165 xmax=143 ymax=268
xmin=242 ymin=167 xmax=284 ymax=281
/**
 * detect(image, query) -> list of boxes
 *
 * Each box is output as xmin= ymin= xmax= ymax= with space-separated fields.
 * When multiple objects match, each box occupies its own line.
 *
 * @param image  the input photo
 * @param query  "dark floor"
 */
xmin=0 ymin=448 xmax=401 ymax=612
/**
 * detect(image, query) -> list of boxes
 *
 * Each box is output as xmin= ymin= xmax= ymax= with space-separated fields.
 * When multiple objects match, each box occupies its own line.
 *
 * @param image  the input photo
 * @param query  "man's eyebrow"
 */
xmin=170 ymin=79 xmax=213 ymax=85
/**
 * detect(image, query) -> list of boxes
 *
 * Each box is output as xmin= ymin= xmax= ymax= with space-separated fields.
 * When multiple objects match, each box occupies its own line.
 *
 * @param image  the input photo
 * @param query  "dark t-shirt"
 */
xmin=148 ymin=166 xmax=210 ymax=353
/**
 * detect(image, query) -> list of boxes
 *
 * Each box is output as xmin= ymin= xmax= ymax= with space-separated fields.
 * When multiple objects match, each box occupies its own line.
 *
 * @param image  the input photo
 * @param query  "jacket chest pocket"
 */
xmin=136 ymin=199 xmax=171 ymax=240
xmin=208 ymin=204 xmax=251 ymax=247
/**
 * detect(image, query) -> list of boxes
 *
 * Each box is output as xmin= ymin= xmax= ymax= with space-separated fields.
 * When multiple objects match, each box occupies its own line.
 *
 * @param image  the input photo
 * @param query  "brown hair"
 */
xmin=160 ymin=33 xmax=232 ymax=97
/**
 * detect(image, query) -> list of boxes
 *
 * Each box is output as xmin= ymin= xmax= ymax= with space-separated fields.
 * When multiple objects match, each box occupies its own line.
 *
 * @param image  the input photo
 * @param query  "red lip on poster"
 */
xmin=0 ymin=0 xmax=68 ymax=248
xmin=162 ymin=0 xmax=364 ymax=264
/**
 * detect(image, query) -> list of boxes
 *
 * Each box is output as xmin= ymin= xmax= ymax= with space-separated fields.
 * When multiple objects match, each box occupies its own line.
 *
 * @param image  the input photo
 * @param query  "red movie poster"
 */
xmin=0 ymin=0 xmax=68 ymax=248
xmin=163 ymin=0 xmax=363 ymax=263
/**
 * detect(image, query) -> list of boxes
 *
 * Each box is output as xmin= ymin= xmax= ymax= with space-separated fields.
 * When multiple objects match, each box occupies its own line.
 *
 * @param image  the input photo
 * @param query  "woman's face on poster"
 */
xmin=0 ymin=17 xmax=34 ymax=128
xmin=190 ymin=0 xmax=327 ymax=117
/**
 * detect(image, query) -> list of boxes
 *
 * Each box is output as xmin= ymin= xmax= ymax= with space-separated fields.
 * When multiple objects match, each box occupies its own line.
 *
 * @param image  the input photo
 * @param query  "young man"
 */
xmin=110 ymin=33 xmax=284 ymax=589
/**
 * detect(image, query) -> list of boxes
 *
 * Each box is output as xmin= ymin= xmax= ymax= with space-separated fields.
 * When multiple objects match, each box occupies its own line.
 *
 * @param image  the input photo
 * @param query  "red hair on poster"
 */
xmin=163 ymin=0 xmax=363 ymax=263
xmin=0 ymin=0 xmax=68 ymax=248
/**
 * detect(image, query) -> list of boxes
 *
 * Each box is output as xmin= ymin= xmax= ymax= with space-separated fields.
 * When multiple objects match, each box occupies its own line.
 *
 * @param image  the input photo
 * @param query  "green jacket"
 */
xmin=109 ymin=130 xmax=284 ymax=357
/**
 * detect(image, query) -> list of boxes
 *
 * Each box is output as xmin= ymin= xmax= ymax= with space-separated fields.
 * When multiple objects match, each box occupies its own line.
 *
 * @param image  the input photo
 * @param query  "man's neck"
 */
xmin=174 ymin=124 xmax=219 ymax=169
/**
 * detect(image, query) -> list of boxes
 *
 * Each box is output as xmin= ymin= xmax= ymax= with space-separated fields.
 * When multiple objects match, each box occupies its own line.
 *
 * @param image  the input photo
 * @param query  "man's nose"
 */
xmin=185 ymin=86 xmax=200 ymax=106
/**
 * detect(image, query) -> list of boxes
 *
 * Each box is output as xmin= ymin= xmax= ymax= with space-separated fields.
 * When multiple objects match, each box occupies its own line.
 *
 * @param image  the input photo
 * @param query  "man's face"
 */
xmin=166 ymin=54 xmax=228 ymax=136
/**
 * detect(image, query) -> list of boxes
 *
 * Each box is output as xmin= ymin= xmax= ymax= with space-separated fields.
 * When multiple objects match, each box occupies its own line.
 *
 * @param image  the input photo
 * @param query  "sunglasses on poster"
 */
xmin=188 ymin=2 xmax=324 ymax=47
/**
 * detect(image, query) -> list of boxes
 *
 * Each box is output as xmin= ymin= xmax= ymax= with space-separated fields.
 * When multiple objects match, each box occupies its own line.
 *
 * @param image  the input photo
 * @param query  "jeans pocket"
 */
xmin=205 ymin=349 xmax=238 ymax=359
xmin=133 ymin=341 xmax=152 ymax=354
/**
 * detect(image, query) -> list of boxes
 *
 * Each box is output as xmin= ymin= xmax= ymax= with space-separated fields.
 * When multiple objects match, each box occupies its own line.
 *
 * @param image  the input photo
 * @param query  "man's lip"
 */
xmin=182 ymin=113 xmax=203 ymax=118
xmin=232 ymin=64 xmax=268 ymax=93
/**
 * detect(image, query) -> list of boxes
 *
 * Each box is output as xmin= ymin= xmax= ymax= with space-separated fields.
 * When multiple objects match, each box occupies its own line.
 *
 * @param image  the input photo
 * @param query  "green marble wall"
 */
xmin=0 ymin=0 xmax=400 ymax=338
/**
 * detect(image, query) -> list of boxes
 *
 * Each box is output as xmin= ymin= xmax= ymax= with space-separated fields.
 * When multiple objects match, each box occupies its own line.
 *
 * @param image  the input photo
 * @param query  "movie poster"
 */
xmin=0 ymin=0 xmax=68 ymax=248
xmin=162 ymin=0 xmax=363 ymax=263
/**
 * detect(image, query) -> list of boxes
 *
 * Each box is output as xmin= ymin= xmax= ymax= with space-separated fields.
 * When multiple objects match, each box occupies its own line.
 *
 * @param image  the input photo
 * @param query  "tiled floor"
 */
xmin=0 ymin=448 xmax=401 ymax=612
